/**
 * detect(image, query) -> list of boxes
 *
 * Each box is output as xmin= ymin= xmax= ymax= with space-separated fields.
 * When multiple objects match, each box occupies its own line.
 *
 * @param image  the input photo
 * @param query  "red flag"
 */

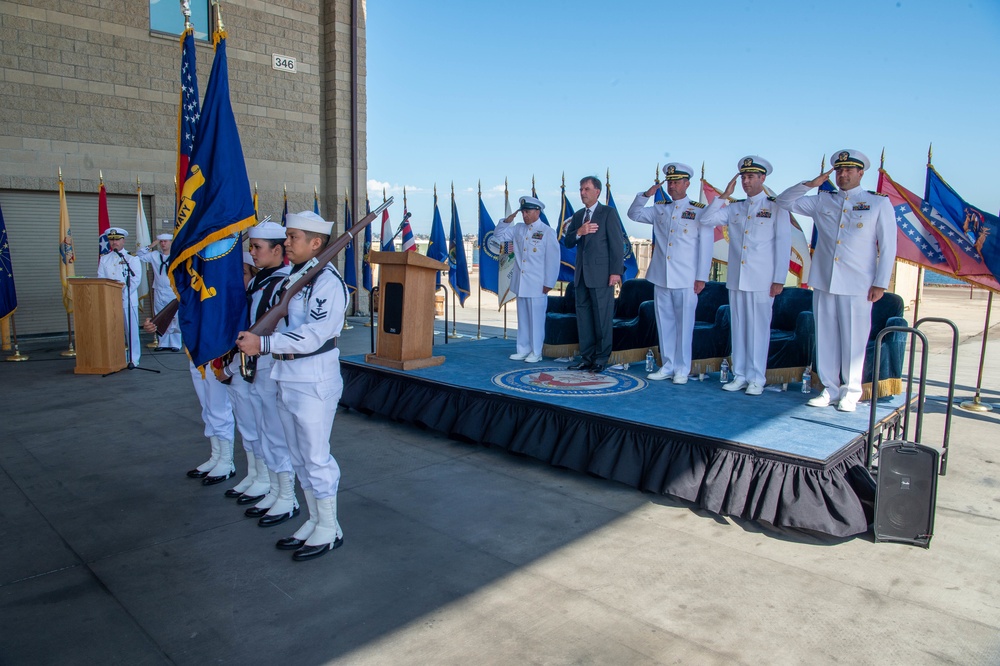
xmin=98 ymin=180 xmax=110 ymax=257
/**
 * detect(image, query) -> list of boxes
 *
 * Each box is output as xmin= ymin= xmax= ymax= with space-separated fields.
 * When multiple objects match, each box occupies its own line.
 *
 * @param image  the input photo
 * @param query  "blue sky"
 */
xmin=365 ymin=0 xmax=1000 ymax=238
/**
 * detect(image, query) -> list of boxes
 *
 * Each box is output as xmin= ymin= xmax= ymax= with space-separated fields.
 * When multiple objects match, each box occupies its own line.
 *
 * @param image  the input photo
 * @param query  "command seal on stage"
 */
xmin=491 ymin=367 xmax=647 ymax=397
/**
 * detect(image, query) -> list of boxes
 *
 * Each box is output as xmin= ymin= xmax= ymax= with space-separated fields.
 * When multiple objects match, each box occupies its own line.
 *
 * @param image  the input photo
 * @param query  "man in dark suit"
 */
xmin=562 ymin=176 xmax=624 ymax=373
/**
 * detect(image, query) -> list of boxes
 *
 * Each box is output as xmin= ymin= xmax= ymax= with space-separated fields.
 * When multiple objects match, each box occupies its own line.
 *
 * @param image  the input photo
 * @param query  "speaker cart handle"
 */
xmin=911 ymin=318 xmax=959 ymax=475
xmin=867 ymin=326 xmax=928 ymax=470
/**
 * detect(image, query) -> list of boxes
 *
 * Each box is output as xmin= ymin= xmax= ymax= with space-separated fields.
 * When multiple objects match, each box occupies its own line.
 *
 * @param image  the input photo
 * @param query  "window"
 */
xmin=150 ymin=0 xmax=211 ymax=41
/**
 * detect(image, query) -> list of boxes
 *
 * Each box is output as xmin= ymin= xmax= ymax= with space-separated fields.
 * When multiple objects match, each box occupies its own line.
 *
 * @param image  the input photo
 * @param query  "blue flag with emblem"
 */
xmin=449 ymin=191 xmax=471 ymax=306
xmin=168 ymin=28 xmax=256 ymax=370
xmin=362 ymin=198 xmax=373 ymax=292
xmin=925 ymin=165 xmax=1000 ymax=282
xmin=0 ymin=202 xmax=16 ymax=321
xmin=605 ymin=182 xmax=639 ymax=280
xmin=478 ymin=191 xmax=499 ymax=296
xmin=343 ymin=194 xmax=357 ymax=294
xmin=556 ymin=182 xmax=577 ymax=283
xmin=427 ymin=190 xmax=448 ymax=287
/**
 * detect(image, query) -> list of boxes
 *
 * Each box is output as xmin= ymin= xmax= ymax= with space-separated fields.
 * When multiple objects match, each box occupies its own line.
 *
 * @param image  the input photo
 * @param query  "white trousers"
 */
xmin=188 ymin=362 xmax=235 ymax=441
xmin=225 ymin=376 xmax=260 ymax=456
xmin=122 ymin=294 xmax=140 ymax=365
xmin=248 ymin=361 xmax=294 ymax=474
xmin=516 ymin=295 xmax=547 ymax=356
xmin=654 ymin=285 xmax=697 ymax=377
xmin=813 ymin=290 xmax=871 ymax=405
xmin=153 ymin=289 xmax=181 ymax=348
xmin=729 ymin=289 xmax=774 ymax=386
xmin=276 ymin=376 xmax=342 ymax=499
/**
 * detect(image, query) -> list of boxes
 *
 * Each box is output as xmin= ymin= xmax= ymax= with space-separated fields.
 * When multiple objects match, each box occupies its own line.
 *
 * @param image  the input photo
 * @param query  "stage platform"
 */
xmin=340 ymin=338 xmax=907 ymax=537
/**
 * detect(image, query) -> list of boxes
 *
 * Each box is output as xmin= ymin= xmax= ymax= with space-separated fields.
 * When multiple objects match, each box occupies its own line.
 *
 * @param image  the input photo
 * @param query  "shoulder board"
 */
xmin=767 ymin=196 xmax=776 ymax=202
xmin=824 ymin=189 xmax=838 ymax=194
xmin=729 ymin=198 xmax=745 ymax=204
xmin=868 ymin=190 xmax=887 ymax=197
xmin=689 ymin=201 xmax=706 ymax=208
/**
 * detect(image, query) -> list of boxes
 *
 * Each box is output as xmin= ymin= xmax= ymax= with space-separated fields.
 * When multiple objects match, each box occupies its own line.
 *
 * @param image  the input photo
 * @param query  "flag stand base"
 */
xmin=60 ymin=345 xmax=76 ymax=358
xmin=6 ymin=350 xmax=28 ymax=362
xmin=959 ymin=397 xmax=993 ymax=413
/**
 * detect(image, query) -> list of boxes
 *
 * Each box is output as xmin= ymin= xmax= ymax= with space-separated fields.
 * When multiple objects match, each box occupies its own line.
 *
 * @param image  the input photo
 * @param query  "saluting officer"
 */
xmin=493 ymin=195 xmax=560 ymax=362
xmin=702 ymin=156 xmax=791 ymax=396
xmin=627 ymin=163 xmax=717 ymax=383
xmin=137 ymin=233 xmax=182 ymax=351
xmin=236 ymin=211 xmax=348 ymax=562
xmin=776 ymin=149 xmax=896 ymax=412
xmin=97 ymin=227 xmax=143 ymax=365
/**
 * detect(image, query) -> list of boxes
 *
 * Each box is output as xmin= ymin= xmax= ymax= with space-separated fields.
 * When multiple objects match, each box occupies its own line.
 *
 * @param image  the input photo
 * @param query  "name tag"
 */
xmin=756 ymin=209 xmax=772 ymax=218
xmin=852 ymin=202 xmax=870 ymax=211
xmin=681 ymin=210 xmax=696 ymax=220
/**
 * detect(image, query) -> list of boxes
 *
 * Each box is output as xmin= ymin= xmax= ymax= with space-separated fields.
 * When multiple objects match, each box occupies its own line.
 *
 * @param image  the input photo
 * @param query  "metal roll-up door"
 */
xmin=0 ymin=189 xmax=155 ymax=336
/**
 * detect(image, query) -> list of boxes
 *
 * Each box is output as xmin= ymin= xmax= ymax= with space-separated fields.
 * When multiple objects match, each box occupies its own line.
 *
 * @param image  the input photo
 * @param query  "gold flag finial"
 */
xmin=99 ymin=169 xmax=103 ymax=184
xmin=656 ymin=164 xmax=661 ymax=184
xmin=700 ymin=162 xmax=705 ymax=180
xmin=561 ymin=171 xmax=566 ymax=188
xmin=880 ymin=147 xmax=885 ymax=170
xmin=212 ymin=0 xmax=224 ymax=32
xmin=137 ymin=175 xmax=141 ymax=189
xmin=59 ymin=166 xmax=63 ymax=182
xmin=504 ymin=177 xmax=508 ymax=196
xmin=254 ymin=181 xmax=258 ymax=194
xmin=451 ymin=181 xmax=454 ymax=197
xmin=477 ymin=179 xmax=481 ymax=196
xmin=821 ymin=154 xmax=826 ymax=172
xmin=180 ymin=0 xmax=192 ymax=29
xmin=403 ymin=186 xmax=407 ymax=209
xmin=382 ymin=186 xmax=386 ymax=202
xmin=927 ymin=142 xmax=933 ymax=167
xmin=314 ymin=185 xmax=317 ymax=198
xmin=606 ymin=168 xmax=610 ymax=185
xmin=283 ymin=183 xmax=287 ymax=195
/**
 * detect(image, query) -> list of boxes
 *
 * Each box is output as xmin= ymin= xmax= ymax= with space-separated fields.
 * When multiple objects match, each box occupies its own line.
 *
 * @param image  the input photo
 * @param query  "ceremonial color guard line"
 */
xmin=339 ymin=338 xmax=909 ymax=538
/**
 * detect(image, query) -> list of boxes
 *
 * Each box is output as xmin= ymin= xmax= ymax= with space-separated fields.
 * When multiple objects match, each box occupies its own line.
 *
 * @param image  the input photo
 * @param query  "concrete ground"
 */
xmin=1 ymin=285 xmax=998 ymax=665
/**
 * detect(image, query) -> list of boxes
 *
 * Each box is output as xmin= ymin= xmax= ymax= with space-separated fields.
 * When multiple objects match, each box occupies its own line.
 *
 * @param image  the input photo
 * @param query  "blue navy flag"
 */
xmin=605 ymin=184 xmax=639 ymax=280
xmin=0 ymin=202 xmax=16 ymax=320
xmin=427 ymin=192 xmax=448 ymax=287
xmin=343 ymin=195 xmax=357 ymax=294
xmin=449 ymin=195 xmax=471 ymax=306
xmin=362 ymin=198 xmax=373 ymax=292
xmin=925 ymin=166 xmax=1000 ymax=282
xmin=478 ymin=194 xmax=499 ymax=296
xmin=556 ymin=184 xmax=577 ymax=283
xmin=168 ymin=30 xmax=255 ymax=370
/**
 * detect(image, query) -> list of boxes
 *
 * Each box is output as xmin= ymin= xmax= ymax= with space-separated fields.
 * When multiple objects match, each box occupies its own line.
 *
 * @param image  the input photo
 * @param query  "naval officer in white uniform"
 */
xmin=137 ymin=233 xmax=182 ymax=351
xmin=236 ymin=211 xmax=348 ymax=562
xmin=97 ymin=227 xmax=143 ymax=365
xmin=702 ymin=156 xmax=791 ymax=396
xmin=627 ymin=163 xmax=718 ymax=383
xmin=776 ymin=149 xmax=896 ymax=412
xmin=493 ymin=195 xmax=560 ymax=362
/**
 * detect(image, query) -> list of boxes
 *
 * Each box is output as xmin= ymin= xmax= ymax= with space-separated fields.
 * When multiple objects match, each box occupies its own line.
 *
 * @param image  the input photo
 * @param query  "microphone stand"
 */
xmin=104 ymin=250 xmax=159 ymax=376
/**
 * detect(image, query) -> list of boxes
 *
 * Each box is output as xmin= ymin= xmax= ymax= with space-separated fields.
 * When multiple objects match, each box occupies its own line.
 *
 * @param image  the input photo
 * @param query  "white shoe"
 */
xmin=836 ymin=400 xmax=857 ymax=413
xmin=807 ymin=390 xmax=837 ymax=408
xmin=524 ymin=354 xmax=543 ymax=363
xmin=647 ymin=367 xmax=672 ymax=381
xmin=509 ymin=352 xmax=529 ymax=361
xmin=722 ymin=378 xmax=748 ymax=392
xmin=672 ymin=374 xmax=689 ymax=385
xmin=745 ymin=382 xmax=764 ymax=396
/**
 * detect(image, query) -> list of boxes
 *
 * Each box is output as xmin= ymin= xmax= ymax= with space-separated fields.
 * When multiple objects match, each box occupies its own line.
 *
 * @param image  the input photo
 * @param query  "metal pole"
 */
xmin=60 ymin=311 xmax=76 ymax=357
xmin=449 ymin=289 xmax=462 ymax=338
xmin=503 ymin=301 xmax=508 ymax=340
xmin=5 ymin=315 xmax=28 ymax=361
xmin=960 ymin=291 xmax=994 ymax=412
xmin=912 ymin=266 xmax=923 ymax=324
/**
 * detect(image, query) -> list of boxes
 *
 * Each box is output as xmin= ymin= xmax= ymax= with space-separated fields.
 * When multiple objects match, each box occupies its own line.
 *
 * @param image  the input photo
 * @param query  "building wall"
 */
xmin=0 ymin=0 xmax=367 ymax=334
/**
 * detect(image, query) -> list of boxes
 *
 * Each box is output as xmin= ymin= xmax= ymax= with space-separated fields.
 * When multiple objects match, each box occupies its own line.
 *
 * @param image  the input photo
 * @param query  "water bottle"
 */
xmin=801 ymin=366 xmax=812 ymax=394
xmin=645 ymin=349 xmax=655 ymax=373
xmin=720 ymin=358 xmax=730 ymax=383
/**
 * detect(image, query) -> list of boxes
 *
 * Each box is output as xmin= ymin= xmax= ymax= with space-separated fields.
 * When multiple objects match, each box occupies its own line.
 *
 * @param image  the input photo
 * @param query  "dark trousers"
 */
xmin=575 ymin=284 xmax=615 ymax=364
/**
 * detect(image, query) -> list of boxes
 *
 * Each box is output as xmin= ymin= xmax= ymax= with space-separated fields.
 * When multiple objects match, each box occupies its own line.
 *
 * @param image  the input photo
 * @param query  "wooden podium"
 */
xmin=366 ymin=251 xmax=447 ymax=370
xmin=69 ymin=277 xmax=126 ymax=374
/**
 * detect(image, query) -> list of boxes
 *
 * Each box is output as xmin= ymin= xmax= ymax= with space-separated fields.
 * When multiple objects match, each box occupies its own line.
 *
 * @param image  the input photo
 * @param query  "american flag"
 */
xmin=176 ymin=26 xmax=201 ymax=212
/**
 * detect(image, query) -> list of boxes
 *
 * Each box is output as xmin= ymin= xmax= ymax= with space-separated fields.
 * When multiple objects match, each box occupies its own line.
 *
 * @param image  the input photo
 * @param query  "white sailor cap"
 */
xmin=285 ymin=211 xmax=333 ymax=235
xmin=518 ymin=195 xmax=545 ymax=212
xmin=737 ymin=155 xmax=772 ymax=175
xmin=106 ymin=227 xmax=128 ymax=239
xmin=156 ymin=233 xmax=172 ymax=241
xmin=242 ymin=251 xmax=254 ymax=266
xmin=249 ymin=220 xmax=287 ymax=240
xmin=663 ymin=163 xmax=694 ymax=181
xmin=831 ymin=149 xmax=870 ymax=171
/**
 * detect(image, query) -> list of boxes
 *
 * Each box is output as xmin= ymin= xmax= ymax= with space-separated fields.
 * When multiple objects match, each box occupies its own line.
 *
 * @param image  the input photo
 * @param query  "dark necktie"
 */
xmin=584 ymin=208 xmax=592 ymax=224
xmin=159 ymin=255 xmax=168 ymax=274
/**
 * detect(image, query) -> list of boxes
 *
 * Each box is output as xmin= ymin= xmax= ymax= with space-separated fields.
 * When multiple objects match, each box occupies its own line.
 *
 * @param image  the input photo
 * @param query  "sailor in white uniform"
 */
xmin=701 ymin=156 xmax=791 ymax=396
xmin=136 ymin=233 xmax=181 ymax=351
xmin=97 ymin=227 xmax=142 ymax=365
xmin=493 ymin=196 xmax=560 ymax=362
xmin=776 ymin=149 xmax=896 ymax=412
xmin=224 ymin=223 xmax=298 ymax=528
xmin=628 ymin=163 xmax=719 ymax=383
xmin=236 ymin=211 xmax=347 ymax=562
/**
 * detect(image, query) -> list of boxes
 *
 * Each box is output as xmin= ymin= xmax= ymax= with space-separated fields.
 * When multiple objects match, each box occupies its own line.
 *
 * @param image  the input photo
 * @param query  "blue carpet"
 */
xmin=344 ymin=338 xmax=906 ymax=464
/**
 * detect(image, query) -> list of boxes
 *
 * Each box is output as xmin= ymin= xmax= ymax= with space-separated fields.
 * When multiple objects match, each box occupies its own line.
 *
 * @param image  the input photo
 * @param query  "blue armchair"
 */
xmin=765 ymin=287 xmax=816 ymax=385
xmin=690 ymin=281 xmax=731 ymax=374
xmin=861 ymin=291 xmax=907 ymax=400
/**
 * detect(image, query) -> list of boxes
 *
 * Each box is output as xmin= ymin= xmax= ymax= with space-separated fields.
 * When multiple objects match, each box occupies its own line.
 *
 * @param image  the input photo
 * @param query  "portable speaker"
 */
xmin=381 ymin=282 xmax=404 ymax=335
xmin=874 ymin=440 xmax=940 ymax=548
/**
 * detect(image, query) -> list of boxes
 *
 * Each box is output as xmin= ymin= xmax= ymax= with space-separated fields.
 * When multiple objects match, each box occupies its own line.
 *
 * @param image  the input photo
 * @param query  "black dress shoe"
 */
xmin=224 ymin=488 xmax=244 ymax=498
xmin=276 ymin=536 xmax=306 ymax=551
xmin=186 ymin=469 xmax=209 ymax=479
xmin=168 ymin=347 xmax=180 ymax=352
xmin=292 ymin=536 xmax=344 ymax=562
xmin=568 ymin=361 xmax=592 ymax=371
xmin=154 ymin=347 xmax=166 ymax=352
xmin=244 ymin=505 xmax=271 ymax=518
xmin=258 ymin=506 xmax=300 ymax=527
xmin=236 ymin=492 xmax=266 ymax=505
xmin=202 ymin=469 xmax=235 ymax=486
xmin=591 ymin=363 xmax=605 ymax=373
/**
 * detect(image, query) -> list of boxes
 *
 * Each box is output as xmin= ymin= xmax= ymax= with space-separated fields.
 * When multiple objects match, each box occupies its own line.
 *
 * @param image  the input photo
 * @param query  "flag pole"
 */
xmin=138 ymin=175 xmax=160 ymax=349
xmin=502 ymin=177 xmax=509 ymax=339
xmin=342 ymin=187 xmax=354 ymax=330
xmin=474 ymin=180 xmax=484 ymax=340
xmin=5 ymin=315 xmax=28 ymax=361
xmin=448 ymin=182 xmax=462 ymax=339
xmin=959 ymin=291 xmax=994 ymax=412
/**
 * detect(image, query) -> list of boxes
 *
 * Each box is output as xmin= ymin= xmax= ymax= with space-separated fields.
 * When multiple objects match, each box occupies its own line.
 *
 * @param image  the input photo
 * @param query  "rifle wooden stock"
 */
xmin=150 ymin=297 xmax=179 ymax=335
xmin=249 ymin=197 xmax=394 ymax=337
